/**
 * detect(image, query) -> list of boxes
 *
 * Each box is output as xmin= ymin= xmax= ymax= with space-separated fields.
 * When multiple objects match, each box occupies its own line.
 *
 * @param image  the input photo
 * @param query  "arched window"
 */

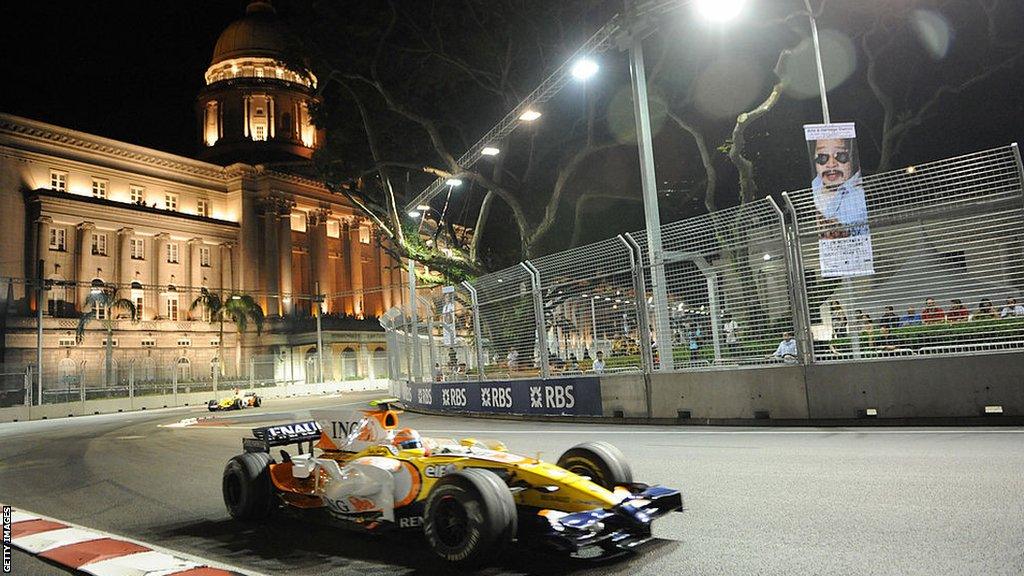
xmin=304 ymin=347 xmax=318 ymax=384
xmin=58 ymin=357 xmax=78 ymax=388
xmin=372 ymin=347 xmax=387 ymax=379
xmin=176 ymin=357 xmax=192 ymax=382
xmin=141 ymin=357 xmax=157 ymax=383
xmin=342 ymin=347 xmax=358 ymax=379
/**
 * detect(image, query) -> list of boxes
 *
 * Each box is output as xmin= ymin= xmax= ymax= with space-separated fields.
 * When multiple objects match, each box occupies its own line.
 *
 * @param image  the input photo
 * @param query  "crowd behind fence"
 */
xmin=384 ymin=144 xmax=1024 ymax=383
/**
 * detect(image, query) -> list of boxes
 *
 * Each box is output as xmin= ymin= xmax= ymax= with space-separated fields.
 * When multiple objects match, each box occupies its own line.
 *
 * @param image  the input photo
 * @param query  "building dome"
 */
xmin=211 ymin=1 xmax=292 ymax=65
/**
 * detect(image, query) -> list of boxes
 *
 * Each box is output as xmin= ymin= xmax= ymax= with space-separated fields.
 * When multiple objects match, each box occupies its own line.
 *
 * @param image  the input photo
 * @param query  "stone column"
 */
xmin=76 ymin=222 xmax=95 ymax=310
xmin=34 ymin=216 xmax=52 ymax=312
xmin=187 ymin=238 xmax=202 ymax=318
xmin=278 ymin=204 xmax=294 ymax=315
xmin=340 ymin=220 xmax=354 ymax=315
xmin=262 ymin=205 xmax=280 ymax=316
xmin=118 ymin=228 xmax=133 ymax=288
xmin=220 ymin=243 xmax=234 ymax=293
xmin=153 ymin=233 xmax=169 ymax=289
xmin=308 ymin=209 xmax=331 ymax=313
xmin=348 ymin=217 xmax=364 ymax=318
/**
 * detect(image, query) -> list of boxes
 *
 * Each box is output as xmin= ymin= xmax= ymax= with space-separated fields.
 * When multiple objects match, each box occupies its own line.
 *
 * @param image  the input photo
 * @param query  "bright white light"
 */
xmin=446 ymin=178 xmax=463 ymax=187
xmin=763 ymin=253 xmax=772 ymax=261
xmin=571 ymin=58 xmax=599 ymax=81
xmin=481 ymin=146 xmax=500 ymax=156
xmin=408 ymin=211 xmax=421 ymax=218
xmin=519 ymin=110 xmax=542 ymax=122
xmin=696 ymin=0 xmax=745 ymax=22
xmin=416 ymin=205 xmax=431 ymax=211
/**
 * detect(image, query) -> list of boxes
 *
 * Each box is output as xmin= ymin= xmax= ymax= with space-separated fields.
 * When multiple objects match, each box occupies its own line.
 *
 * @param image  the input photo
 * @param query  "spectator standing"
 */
xmin=879 ymin=306 xmax=899 ymax=331
xmin=592 ymin=351 xmax=605 ymax=374
xmin=506 ymin=349 xmax=519 ymax=372
xmin=947 ymin=299 xmax=969 ymax=322
xmin=1000 ymin=298 xmax=1024 ymax=318
xmin=432 ymin=363 xmax=444 ymax=382
xmin=921 ymin=298 xmax=945 ymax=324
xmin=686 ymin=324 xmax=701 ymax=361
xmin=974 ymin=298 xmax=997 ymax=321
xmin=723 ymin=314 xmax=740 ymax=356
xmin=899 ymin=307 xmax=922 ymax=328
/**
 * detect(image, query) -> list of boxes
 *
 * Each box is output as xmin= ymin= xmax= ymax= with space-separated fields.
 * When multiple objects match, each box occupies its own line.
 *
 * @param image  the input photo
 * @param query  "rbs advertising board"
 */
xmin=394 ymin=378 xmax=603 ymax=417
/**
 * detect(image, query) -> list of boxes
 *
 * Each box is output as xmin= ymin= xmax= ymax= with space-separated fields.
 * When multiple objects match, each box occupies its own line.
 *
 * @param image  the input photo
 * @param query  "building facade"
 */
xmin=0 ymin=2 xmax=404 ymax=401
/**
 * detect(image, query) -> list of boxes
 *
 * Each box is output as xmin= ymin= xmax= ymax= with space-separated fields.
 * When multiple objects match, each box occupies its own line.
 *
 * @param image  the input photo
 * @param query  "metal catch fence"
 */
xmin=383 ymin=144 xmax=1024 ymax=384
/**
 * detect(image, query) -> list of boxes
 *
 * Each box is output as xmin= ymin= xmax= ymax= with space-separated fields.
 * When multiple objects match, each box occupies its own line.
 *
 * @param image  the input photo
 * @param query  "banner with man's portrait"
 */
xmin=804 ymin=122 xmax=874 ymax=277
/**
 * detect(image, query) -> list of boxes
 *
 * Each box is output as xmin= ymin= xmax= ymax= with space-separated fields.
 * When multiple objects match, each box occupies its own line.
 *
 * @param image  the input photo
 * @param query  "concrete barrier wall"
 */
xmin=395 ymin=351 xmax=1023 ymax=422
xmin=804 ymin=354 xmax=1024 ymax=419
xmin=0 ymin=379 xmax=388 ymax=423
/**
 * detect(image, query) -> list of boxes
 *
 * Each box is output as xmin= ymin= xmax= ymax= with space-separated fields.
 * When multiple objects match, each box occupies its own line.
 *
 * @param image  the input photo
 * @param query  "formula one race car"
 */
xmin=208 ymin=390 xmax=261 ymax=411
xmin=221 ymin=398 xmax=682 ymax=565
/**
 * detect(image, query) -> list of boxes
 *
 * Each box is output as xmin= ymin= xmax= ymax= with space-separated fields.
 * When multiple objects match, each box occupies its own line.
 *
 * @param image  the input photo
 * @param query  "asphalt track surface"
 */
xmin=2 ymin=392 xmax=1023 ymax=576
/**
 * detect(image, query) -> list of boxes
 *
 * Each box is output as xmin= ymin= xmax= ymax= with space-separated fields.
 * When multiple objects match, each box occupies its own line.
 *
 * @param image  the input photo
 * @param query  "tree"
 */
xmin=190 ymin=288 xmax=226 ymax=376
xmin=222 ymin=294 xmax=265 ymax=378
xmin=76 ymin=287 xmax=137 ymax=388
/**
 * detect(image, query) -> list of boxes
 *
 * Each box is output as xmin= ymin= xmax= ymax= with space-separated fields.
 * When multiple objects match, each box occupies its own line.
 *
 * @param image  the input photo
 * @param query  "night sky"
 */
xmin=0 ymin=1 xmax=245 ymax=158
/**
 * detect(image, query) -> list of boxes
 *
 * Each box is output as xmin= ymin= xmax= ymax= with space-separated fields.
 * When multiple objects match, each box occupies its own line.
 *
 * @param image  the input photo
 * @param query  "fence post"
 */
xmin=212 ymin=358 xmax=218 ymax=393
xmin=172 ymin=361 xmax=178 ymax=406
xmin=520 ymin=261 xmax=550 ymax=379
xmin=461 ymin=281 xmax=486 ymax=382
xmin=767 ymin=196 xmax=809 ymax=361
xmin=249 ymin=356 xmax=255 ymax=389
xmin=620 ymin=234 xmax=653 ymax=418
xmin=407 ymin=259 xmax=422 ymax=382
xmin=1012 ymin=143 xmax=1024 ymax=206
xmin=129 ymin=360 xmax=135 ymax=410
xmin=419 ymin=295 xmax=438 ymax=382
xmin=781 ymin=192 xmax=816 ymax=363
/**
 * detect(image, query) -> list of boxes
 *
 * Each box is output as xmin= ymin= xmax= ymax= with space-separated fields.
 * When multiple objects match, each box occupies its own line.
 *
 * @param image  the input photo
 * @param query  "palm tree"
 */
xmin=222 ymin=293 xmax=265 ymax=378
xmin=190 ymin=288 xmax=226 ymax=376
xmin=76 ymin=286 xmax=138 ymax=388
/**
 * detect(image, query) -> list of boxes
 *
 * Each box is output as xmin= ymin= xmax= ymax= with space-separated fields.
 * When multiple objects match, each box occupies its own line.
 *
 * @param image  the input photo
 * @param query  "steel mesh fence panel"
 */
xmin=529 ymin=237 xmax=645 ymax=375
xmin=630 ymin=198 xmax=797 ymax=369
xmin=786 ymin=145 xmax=1024 ymax=362
xmin=472 ymin=265 xmax=541 ymax=379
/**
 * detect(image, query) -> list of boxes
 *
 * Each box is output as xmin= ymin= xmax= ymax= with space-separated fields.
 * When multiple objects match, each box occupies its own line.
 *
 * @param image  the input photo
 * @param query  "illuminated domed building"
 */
xmin=0 ymin=2 xmax=403 ymax=405
xmin=197 ymin=0 xmax=324 ymax=164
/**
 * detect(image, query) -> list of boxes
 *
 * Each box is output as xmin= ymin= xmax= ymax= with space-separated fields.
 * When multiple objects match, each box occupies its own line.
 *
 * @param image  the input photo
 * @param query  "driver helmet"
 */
xmin=392 ymin=428 xmax=422 ymax=450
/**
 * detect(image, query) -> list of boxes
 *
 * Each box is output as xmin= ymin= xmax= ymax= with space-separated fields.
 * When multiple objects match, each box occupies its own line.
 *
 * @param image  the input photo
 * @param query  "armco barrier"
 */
xmin=0 ymin=379 xmax=388 ymax=423
xmin=393 ymin=377 xmax=603 ymax=416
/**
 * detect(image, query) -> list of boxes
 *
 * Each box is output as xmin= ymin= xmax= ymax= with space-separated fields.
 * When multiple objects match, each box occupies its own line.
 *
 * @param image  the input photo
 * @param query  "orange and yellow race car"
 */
xmin=221 ymin=399 xmax=682 ymax=565
xmin=207 ymin=390 xmax=261 ymax=411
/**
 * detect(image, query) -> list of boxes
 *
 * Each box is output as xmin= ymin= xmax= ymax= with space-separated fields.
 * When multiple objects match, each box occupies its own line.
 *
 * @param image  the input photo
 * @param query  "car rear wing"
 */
xmin=243 ymin=420 xmax=322 ymax=454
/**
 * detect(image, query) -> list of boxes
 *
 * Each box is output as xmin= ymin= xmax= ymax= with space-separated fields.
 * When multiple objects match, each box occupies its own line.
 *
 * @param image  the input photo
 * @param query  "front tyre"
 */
xmin=556 ymin=441 xmax=633 ymax=489
xmin=222 ymin=452 xmax=275 ymax=520
xmin=423 ymin=468 xmax=517 ymax=566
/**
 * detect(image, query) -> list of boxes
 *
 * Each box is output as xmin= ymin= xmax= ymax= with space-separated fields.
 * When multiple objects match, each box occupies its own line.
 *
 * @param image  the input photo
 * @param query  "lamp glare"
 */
xmin=571 ymin=58 xmax=599 ymax=81
xmin=696 ymin=0 xmax=745 ymax=22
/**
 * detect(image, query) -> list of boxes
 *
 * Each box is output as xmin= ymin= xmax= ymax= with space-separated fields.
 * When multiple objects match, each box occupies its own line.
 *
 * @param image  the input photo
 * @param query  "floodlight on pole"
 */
xmin=480 ymin=146 xmax=500 ymax=156
xmin=408 ymin=211 xmax=421 ymax=218
xmin=518 ymin=110 xmax=542 ymax=122
xmin=416 ymin=205 xmax=431 ymax=211
xmin=445 ymin=178 xmax=464 ymax=187
xmin=695 ymin=0 xmax=745 ymax=22
xmin=571 ymin=58 xmax=599 ymax=81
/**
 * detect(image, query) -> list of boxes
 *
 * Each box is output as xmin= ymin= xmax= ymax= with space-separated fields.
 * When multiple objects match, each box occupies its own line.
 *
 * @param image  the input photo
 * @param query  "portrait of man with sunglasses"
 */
xmin=810 ymin=137 xmax=868 ymax=239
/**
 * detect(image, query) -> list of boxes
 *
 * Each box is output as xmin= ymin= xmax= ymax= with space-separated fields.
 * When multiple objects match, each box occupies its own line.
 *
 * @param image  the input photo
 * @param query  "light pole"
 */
xmin=313 ymin=281 xmax=324 ymax=383
xmin=803 ymin=0 xmax=831 ymax=124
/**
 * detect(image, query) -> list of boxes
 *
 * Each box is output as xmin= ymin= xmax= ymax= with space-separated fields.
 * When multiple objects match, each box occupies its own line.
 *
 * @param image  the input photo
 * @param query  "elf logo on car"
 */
xmin=441 ymin=387 xmax=467 ymax=407
xmin=399 ymin=516 xmax=423 ymax=528
xmin=417 ymin=387 xmax=432 ymax=405
xmin=530 ymin=385 xmax=575 ymax=409
xmin=424 ymin=464 xmax=456 ymax=478
xmin=481 ymin=386 xmax=513 ymax=408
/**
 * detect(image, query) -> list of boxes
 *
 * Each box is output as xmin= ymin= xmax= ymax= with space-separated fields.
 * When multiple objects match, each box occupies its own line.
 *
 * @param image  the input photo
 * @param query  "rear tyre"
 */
xmin=253 ymin=396 xmax=262 ymax=407
xmin=423 ymin=468 xmax=517 ymax=566
xmin=556 ymin=441 xmax=633 ymax=489
xmin=233 ymin=398 xmax=243 ymax=410
xmin=222 ymin=452 xmax=275 ymax=520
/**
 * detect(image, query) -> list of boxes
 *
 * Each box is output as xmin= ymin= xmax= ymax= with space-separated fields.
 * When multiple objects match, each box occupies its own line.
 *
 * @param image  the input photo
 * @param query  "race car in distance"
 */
xmin=208 ymin=390 xmax=261 ymax=411
xmin=221 ymin=399 xmax=682 ymax=565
